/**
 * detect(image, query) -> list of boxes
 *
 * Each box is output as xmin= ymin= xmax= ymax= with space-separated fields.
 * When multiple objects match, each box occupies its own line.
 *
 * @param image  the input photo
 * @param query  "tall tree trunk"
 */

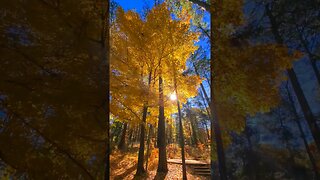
xmin=199 ymin=90 xmax=212 ymax=118
xmin=136 ymin=106 xmax=148 ymax=175
xmin=136 ymin=72 xmax=152 ymax=176
xmin=176 ymin=117 xmax=180 ymax=144
xmin=297 ymin=30 xmax=320 ymax=86
xmin=203 ymin=120 xmax=210 ymax=141
xmin=277 ymin=109 xmax=295 ymax=162
xmin=177 ymin=100 xmax=187 ymax=180
xmin=102 ymin=1 xmax=110 ymax=179
xmin=310 ymin=59 xmax=320 ymax=86
xmin=188 ymin=108 xmax=198 ymax=146
xmin=191 ymin=117 xmax=198 ymax=146
xmin=118 ymin=122 xmax=128 ymax=151
xmin=174 ymin=70 xmax=187 ymax=180
xmin=167 ymin=120 xmax=173 ymax=144
xmin=266 ymin=4 xmax=320 ymax=150
xmin=157 ymin=73 xmax=168 ymax=173
xmin=193 ymin=62 xmax=211 ymax=109
xmin=210 ymin=0 xmax=228 ymax=179
xmin=145 ymin=124 xmax=153 ymax=171
xmin=286 ymin=84 xmax=320 ymax=179
xmin=188 ymin=122 xmax=193 ymax=145
xmin=132 ymin=126 xmax=137 ymax=145
xmin=198 ymin=92 xmax=211 ymax=141
xmin=154 ymin=124 xmax=158 ymax=148
xmin=110 ymin=122 xmax=122 ymax=149
xmin=244 ymin=126 xmax=257 ymax=180
xmin=136 ymin=126 xmax=140 ymax=143
xmin=128 ymin=127 xmax=133 ymax=148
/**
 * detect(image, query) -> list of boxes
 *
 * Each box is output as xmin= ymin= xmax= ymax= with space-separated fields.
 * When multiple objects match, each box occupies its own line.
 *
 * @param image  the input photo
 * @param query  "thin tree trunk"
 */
xmin=118 ymin=122 xmax=128 ymax=151
xmin=136 ymin=126 xmax=140 ymax=143
xmin=154 ymin=124 xmax=158 ymax=148
xmin=297 ymin=29 xmax=320 ymax=86
xmin=198 ymin=92 xmax=211 ymax=141
xmin=210 ymin=0 xmax=228 ymax=178
xmin=177 ymin=100 xmax=187 ymax=180
xmin=176 ymin=117 xmax=180 ymax=144
xmin=128 ymin=127 xmax=133 ymax=148
xmin=157 ymin=73 xmax=168 ymax=173
xmin=132 ymin=126 xmax=137 ymax=145
xmin=187 ymin=107 xmax=198 ymax=146
xmin=145 ymin=124 xmax=153 ymax=171
xmin=192 ymin=62 xmax=211 ymax=109
xmin=286 ymin=84 xmax=320 ymax=179
xmin=190 ymin=113 xmax=198 ymax=146
xmin=199 ymin=90 xmax=212 ymax=118
xmin=203 ymin=120 xmax=210 ymax=141
xmin=266 ymin=4 xmax=320 ymax=150
xmin=102 ymin=1 xmax=110 ymax=179
xmin=110 ymin=122 xmax=122 ymax=149
xmin=136 ymin=106 xmax=148 ymax=175
xmin=167 ymin=121 xmax=172 ymax=144
xmin=188 ymin=122 xmax=193 ymax=145
xmin=277 ymin=109 xmax=295 ymax=162
xmin=136 ymin=72 xmax=152 ymax=176
xmin=310 ymin=59 xmax=320 ymax=86
xmin=174 ymin=70 xmax=187 ymax=180
xmin=244 ymin=126 xmax=257 ymax=180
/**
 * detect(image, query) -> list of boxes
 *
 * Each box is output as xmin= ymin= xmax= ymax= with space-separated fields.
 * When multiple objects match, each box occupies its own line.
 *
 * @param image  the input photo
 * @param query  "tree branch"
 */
xmin=189 ymin=0 xmax=210 ymax=12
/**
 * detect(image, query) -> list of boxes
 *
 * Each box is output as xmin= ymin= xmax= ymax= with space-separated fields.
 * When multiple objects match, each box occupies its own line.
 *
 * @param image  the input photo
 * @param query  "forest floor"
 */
xmin=110 ymin=144 xmax=210 ymax=180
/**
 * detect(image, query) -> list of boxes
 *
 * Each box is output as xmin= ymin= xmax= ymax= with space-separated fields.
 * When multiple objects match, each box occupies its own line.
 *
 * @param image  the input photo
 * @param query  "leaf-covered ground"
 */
xmin=110 ymin=144 xmax=210 ymax=179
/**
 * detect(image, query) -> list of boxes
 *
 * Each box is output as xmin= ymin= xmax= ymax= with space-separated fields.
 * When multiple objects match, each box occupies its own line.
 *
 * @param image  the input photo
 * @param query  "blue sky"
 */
xmin=114 ymin=0 xmax=154 ymax=13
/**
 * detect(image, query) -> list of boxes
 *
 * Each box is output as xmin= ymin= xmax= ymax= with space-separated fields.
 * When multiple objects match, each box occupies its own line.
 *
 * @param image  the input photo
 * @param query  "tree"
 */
xmin=110 ymin=3 xmax=200 ymax=176
xmin=167 ymin=0 xmax=302 ymax=179
xmin=285 ymin=83 xmax=320 ymax=178
xmin=118 ymin=122 xmax=128 ymax=151
xmin=0 ymin=0 xmax=109 ymax=179
xmin=264 ymin=2 xmax=320 ymax=150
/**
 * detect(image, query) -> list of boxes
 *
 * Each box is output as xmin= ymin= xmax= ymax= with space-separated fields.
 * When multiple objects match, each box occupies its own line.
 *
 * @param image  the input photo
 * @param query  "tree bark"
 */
xmin=192 ymin=62 xmax=211 ymax=109
xmin=210 ymin=0 xmax=228 ymax=179
xmin=286 ymin=84 xmax=320 ymax=179
xmin=118 ymin=123 xmax=128 ymax=151
xmin=157 ymin=73 xmax=168 ymax=173
xmin=177 ymin=100 xmax=187 ymax=180
xmin=145 ymin=124 xmax=153 ymax=171
xmin=100 ymin=0 xmax=110 ymax=178
xmin=203 ymin=120 xmax=210 ymax=141
xmin=187 ymin=108 xmax=198 ymax=146
xmin=297 ymin=29 xmax=320 ymax=86
xmin=199 ymin=90 xmax=212 ymax=118
xmin=174 ymin=69 xmax=187 ymax=180
xmin=136 ymin=72 xmax=152 ymax=176
xmin=128 ymin=127 xmax=134 ymax=148
xmin=136 ymin=106 xmax=148 ymax=175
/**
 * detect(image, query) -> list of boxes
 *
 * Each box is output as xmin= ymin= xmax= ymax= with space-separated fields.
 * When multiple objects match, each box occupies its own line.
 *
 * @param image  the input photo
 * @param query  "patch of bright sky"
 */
xmin=113 ymin=0 xmax=153 ymax=14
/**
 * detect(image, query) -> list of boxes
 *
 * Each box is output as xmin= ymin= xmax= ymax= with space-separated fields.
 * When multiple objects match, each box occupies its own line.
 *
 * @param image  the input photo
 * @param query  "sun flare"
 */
xmin=170 ymin=93 xmax=177 ymax=101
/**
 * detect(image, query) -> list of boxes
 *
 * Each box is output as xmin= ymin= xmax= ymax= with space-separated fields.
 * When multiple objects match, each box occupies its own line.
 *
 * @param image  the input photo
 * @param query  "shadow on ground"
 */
xmin=113 ymin=163 xmax=138 ymax=180
xmin=153 ymin=172 xmax=168 ymax=180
